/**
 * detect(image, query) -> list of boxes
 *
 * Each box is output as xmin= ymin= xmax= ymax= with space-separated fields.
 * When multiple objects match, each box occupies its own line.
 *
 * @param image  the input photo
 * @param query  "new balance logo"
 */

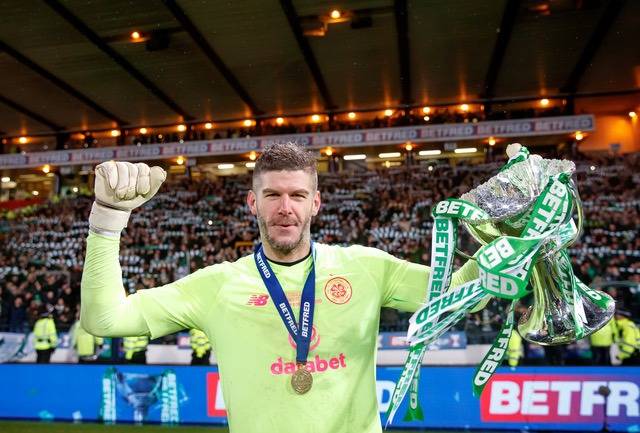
xmin=247 ymin=294 xmax=269 ymax=306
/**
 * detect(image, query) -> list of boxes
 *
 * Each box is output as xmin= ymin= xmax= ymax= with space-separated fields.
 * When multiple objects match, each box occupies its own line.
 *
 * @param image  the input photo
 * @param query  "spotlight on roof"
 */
xmin=139 ymin=127 xmax=148 ymax=134
xmin=110 ymin=129 xmax=121 ymax=137
xmin=42 ymin=164 xmax=50 ymax=174
xmin=629 ymin=111 xmax=637 ymax=119
xmin=347 ymin=112 xmax=356 ymax=120
xmin=404 ymin=142 xmax=413 ymax=152
xmin=176 ymin=156 xmax=185 ymax=165
xmin=488 ymin=137 xmax=496 ymax=146
xmin=460 ymin=104 xmax=470 ymax=112
xmin=275 ymin=117 xmax=284 ymax=125
xmin=422 ymin=106 xmax=431 ymax=114
xmin=419 ymin=150 xmax=441 ymax=156
xmin=540 ymin=98 xmax=550 ymax=107
xmin=130 ymin=31 xmax=141 ymax=41
xmin=311 ymin=114 xmax=321 ymax=123
xmin=204 ymin=122 xmax=213 ymax=130
xmin=330 ymin=9 xmax=341 ymax=19
xmin=177 ymin=124 xmax=187 ymax=132
xmin=575 ymin=131 xmax=584 ymax=141
xmin=384 ymin=109 xmax=393 ymax=117
xmin=18 ymin=136 xmax=28 ymax=144
xmin=379 ymin=152 xmax=401 ymax=158
xmin=243 ymin=119 xmax=254 ymax=127
xmin=454 ymin=147 xmax=477 ymax=154
xmin=343 ymin=154 xmax=366 ymax=161
xmin=249 ymin=151 xmax=257 ymax=161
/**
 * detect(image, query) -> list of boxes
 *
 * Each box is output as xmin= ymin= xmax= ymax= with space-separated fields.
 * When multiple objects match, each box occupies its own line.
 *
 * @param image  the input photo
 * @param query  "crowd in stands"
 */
xmin=0 ymin=146 xmax=638 ymax=366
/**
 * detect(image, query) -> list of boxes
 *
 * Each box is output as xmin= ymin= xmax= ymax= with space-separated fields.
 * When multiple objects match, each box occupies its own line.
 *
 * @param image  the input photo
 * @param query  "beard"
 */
xmin=257 ymin=212 xmax=312 ymax=257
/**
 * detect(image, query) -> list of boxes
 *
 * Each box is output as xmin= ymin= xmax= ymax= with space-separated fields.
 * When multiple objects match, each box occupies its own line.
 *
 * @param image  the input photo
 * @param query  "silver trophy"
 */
xmin=458 ymin=145 xmax=614 ymax=345
xmin=115 ymin=372 xmax=163 ymax=423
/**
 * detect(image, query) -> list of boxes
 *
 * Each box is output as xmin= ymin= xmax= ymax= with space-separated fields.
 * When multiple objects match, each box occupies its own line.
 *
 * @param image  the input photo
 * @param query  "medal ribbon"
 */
xmin=254 ymin=244 xmax=316 ymax=364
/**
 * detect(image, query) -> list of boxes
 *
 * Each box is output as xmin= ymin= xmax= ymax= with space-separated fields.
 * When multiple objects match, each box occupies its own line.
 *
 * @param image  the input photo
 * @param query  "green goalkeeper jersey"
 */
xmin=82 ymin=232 xmax=478 ymax=433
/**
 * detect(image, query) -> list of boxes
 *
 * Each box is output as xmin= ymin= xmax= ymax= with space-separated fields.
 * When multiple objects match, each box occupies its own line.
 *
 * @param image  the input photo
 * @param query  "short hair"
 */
xmin=252 ymin=142 xmax=318 ymax=190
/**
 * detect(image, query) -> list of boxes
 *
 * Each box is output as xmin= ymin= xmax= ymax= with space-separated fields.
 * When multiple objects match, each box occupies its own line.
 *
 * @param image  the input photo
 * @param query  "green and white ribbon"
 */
xmin=472 ymin=301 xmax=515 ymax=397
xmin=100 ymin=367 xmax=117 ymax=424
xmin=386 ymin=200 xmax=490 ymax=425
xmin=385 ymin=146 xmax=596 ymax=427
xmin=160 ymin=370 xmax=180 ymax=423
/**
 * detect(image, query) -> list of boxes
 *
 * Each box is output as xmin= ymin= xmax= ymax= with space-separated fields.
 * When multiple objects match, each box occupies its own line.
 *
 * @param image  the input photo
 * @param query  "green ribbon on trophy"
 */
xmin=385 ymin=145 xmax=615 ymax=426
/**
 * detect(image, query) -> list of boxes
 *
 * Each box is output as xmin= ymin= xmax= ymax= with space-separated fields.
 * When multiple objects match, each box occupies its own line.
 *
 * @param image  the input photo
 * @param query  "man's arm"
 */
xmin=81 ymin=161 xmax=165 ymax=337
xmin=380 ymin=252 xmax=479 ymax=313
xmin=80 ymin=231 xmax=150 ymax=337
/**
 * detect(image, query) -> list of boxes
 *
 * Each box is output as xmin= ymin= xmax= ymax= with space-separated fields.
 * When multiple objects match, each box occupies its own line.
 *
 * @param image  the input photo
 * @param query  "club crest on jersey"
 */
xmin=324 ymin=277 xmax=352 ymax=305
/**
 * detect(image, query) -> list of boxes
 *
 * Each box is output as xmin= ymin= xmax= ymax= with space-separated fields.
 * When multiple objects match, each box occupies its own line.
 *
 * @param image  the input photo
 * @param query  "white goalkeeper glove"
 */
xmin=89 ymin=161 xmax=166 ymax=234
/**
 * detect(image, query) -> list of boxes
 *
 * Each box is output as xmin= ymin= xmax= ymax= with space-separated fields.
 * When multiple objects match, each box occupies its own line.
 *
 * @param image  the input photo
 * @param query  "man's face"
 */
xmin=247 ymin=170 xmax=321 ymax=255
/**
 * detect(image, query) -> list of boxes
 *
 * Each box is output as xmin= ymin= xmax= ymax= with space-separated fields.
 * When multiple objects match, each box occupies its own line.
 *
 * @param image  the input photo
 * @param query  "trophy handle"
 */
xmin=454 ymin=248 xmax=475 ymax=261
xmin=537 ymin=179 xmax=583 ymax=261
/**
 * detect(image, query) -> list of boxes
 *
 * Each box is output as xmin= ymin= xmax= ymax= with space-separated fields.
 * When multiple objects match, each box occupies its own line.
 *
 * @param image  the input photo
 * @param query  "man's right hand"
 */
xmin=89 ymin=161 xmax=166 ymax=233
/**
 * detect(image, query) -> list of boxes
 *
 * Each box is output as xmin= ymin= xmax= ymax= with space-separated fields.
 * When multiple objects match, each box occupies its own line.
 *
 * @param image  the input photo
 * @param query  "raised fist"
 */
xmin=89 ymin=161 xmax=166 ymax=233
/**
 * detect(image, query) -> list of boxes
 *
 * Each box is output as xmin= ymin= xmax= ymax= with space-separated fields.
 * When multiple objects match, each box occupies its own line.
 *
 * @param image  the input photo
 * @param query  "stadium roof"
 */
xmin=0 ymin=0 xmax=638 ymax=137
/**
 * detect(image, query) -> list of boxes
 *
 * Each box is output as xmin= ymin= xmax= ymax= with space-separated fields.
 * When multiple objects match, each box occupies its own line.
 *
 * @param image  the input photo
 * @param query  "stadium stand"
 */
xmin=1 ymin=148 xmax=638 ymax=366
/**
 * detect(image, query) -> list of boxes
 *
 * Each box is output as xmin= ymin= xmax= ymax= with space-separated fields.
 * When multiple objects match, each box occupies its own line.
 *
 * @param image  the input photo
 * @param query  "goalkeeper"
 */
xmin=81 ymin=142 xmax=478 ymax=433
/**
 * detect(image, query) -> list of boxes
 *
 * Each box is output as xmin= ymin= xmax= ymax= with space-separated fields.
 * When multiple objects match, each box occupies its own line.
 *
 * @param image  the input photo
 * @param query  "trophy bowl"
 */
xmin=115 ymin=372 xmax=162 ymax=423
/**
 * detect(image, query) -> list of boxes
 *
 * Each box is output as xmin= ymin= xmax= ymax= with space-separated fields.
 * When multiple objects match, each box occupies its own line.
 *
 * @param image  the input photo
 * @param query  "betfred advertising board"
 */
xmin=0 ymin=364 xmax=637 ymax=431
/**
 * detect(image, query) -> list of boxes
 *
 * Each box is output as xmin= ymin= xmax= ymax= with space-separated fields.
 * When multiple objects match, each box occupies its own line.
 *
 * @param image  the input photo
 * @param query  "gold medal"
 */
xmin=291 ymin=364 xmax=313 ymax=394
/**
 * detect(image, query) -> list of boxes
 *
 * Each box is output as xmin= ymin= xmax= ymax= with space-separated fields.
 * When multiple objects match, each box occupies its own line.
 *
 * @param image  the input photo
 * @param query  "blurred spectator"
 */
xmin=33 ymin=309 xmax=58 ymax=363
xmin=615 ymin=310 xmax=640 ymax=365
xmin=589 ymin=318 xmax=617 ymax=366
xmin=123 ymin=336 xmax=149 ymax=364
xmin=70 ymin=313 xmax=103 ymax=363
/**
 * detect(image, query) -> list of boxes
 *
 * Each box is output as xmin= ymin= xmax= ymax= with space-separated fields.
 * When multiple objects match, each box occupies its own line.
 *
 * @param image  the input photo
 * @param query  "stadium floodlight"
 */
xmin=343 ymin=154 xmax=366 ymax=160
xmin=454 ymin=147 xmax=477 ymax=154
xmin=418 ymin=149 xmax=441 ymax=156
xmin=218 ymin=163 xmax=234 ymax=170
xmin=379 ymin=152 xmax=401 ymax=158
